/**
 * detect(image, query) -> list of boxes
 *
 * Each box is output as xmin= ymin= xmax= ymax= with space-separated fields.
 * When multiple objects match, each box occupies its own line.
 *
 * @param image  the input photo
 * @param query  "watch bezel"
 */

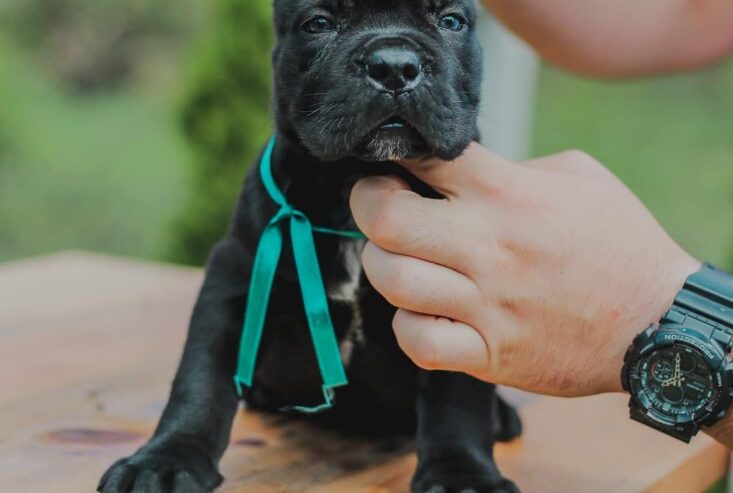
xmin=624 ymin=323 xmax=733 ymax=430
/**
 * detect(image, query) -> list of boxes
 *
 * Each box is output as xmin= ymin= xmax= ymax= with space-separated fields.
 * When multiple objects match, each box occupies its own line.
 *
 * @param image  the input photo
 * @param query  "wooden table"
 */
xmin=0 ymin=252 xmax=729 ymax=493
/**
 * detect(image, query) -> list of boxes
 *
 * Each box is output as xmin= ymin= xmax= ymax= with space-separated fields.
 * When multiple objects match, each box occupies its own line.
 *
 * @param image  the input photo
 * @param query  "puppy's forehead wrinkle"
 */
xmin=283 ymin=0 xmax=471 ymax=15
xmin=428 ymin=0 xmax=470 ymax=11
xmin=284 ymin=0 xmax=337 ymax=9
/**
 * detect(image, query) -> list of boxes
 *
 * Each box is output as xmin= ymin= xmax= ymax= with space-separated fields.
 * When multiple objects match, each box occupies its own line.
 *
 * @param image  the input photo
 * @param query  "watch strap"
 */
xmin=629 ymin=406 xmax=697 ymax=443
xmin=671 ymin=263 xmax=733 ymax=329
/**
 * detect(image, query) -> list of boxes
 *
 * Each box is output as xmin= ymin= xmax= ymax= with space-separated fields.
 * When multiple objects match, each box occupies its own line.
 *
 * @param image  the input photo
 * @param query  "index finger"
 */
xmin=397 ymin=142 xmax=519 ymax=198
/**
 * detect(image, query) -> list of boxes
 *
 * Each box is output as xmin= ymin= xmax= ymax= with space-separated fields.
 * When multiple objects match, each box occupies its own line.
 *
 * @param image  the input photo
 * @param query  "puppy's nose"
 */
xmin=365 ymin=46 xmax=422 ymax=94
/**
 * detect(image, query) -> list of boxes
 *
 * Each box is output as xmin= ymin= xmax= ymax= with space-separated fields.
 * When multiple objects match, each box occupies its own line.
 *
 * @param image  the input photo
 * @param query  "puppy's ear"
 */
xmin=271 ymin=0 xmax=290 ymax=38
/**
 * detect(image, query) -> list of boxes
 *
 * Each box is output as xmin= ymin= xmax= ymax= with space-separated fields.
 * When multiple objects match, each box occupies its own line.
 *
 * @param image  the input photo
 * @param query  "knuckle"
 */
xmin=559 ymin=149 xmax=600 ymax=171
xmin=496 ymin=296 xmax=527 ymax=320
xmin=562 ymin=149 xmax=594 ymax=163
xmin=412 ymin=328 xmax=444 ymax=370
xmin=382 ymin=260 xmax=414 ymax=305
xmin=362 ymin=246 xmax=414 ymax=307
xmin=369 ymin=202 xmax=403 ymax=245
xmin=488 ymin=324 xmax=521 ymax=374
xmin=392 ymin=308 xmax=409 ymax=332
xmin=497 ymin=183 xmax=541 ymax=211
xmin=360 ymin=241 xmax=377 ymax=268
xmin=474 ymin=170 xmax=513 ymax=198
xmin=394 ymin=311 xmax=445 ymax=370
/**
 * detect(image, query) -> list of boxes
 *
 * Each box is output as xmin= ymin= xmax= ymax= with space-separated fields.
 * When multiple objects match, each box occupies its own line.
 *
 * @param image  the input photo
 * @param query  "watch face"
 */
xmin=637 ymin=344 xmax=717 ymax=420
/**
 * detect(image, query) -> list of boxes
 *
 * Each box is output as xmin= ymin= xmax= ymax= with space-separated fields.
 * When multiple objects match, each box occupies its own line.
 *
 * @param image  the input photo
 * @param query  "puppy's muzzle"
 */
xmin=363 ymin=38 xmax=424 ymax=95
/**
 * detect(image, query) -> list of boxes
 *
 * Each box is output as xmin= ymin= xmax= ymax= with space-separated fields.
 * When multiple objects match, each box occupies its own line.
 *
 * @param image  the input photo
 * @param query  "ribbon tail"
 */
xmin=289 ymin=213 xmax=349 ymax=412
xmin=312 ymin=225 xmax=366 ymax=240
xmin=234 ymin=219 xmax=285 ymax=396
xmin=288 ymin=387 xmax=338 ymax=415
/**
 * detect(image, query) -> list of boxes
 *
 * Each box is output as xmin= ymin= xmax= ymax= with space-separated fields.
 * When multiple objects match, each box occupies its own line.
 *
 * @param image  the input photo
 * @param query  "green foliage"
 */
xmin=533 ymin=62 xmax=733 ymax=269
xmin=169 ymin=0 xmax=274 ymax=265
xmin=0 ymin=40 xmax=187 ymax=262
xmin=0 ymin=0 xmax=194 ymax=92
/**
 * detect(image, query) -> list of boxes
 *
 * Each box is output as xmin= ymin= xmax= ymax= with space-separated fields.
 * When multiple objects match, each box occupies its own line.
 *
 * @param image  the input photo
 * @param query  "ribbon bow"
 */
xmin=234 ymin=136 xmax=365 ymax=413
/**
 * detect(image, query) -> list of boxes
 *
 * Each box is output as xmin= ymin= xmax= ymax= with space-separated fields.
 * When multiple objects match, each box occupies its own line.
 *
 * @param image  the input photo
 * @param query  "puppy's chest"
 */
xmin=325 ymin=239 xmax=369 ymax=365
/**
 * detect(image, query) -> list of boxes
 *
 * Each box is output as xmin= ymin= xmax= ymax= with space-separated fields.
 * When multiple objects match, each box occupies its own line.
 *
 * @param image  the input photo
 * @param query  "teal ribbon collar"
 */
xmin=234 ymin=136 xmax=365 ymax=413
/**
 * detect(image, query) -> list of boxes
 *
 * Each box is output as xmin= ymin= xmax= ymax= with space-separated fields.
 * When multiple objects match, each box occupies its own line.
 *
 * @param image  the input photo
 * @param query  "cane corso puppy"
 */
xmin=99 ymin=1 xmax=522 ymax=492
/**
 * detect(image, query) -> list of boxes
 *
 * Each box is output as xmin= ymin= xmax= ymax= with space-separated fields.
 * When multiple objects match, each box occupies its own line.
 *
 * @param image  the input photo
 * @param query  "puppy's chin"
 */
xmin=353 ymin=127 xmax=431 ymax=162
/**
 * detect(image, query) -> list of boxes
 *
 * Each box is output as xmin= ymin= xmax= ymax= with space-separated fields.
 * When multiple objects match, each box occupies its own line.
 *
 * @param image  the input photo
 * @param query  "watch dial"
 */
xmin=638 ymin=345 xmax=716 ymax=418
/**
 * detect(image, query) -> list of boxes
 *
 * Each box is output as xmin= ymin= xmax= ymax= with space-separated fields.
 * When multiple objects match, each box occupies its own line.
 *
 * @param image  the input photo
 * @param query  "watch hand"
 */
xmin=660 ymin=375 xmax=686 ymax=388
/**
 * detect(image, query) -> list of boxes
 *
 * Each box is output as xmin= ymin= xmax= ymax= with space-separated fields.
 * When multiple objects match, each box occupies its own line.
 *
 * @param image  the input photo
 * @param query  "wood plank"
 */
xmin=0 ymin=253 xmax=728 ymax=492
xmin=497 ymin=395 xmax=727 ymax=493
xmin=0 ymin=251 xmax=201 ymax=333
xmin=0 ymin=294 xmax=194 ymax=437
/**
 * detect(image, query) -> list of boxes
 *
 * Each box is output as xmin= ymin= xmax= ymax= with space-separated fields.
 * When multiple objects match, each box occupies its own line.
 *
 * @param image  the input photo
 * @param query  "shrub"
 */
xmin=169 ymin=0 xmax=274 ymax=265
xmin=1 ymin=0 xmax=193 ymax=92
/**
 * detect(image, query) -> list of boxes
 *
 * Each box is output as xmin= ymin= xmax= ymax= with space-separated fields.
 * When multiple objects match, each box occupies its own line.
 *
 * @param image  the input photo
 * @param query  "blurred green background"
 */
xmin=0 ymin=0 xmax=731 ymax=269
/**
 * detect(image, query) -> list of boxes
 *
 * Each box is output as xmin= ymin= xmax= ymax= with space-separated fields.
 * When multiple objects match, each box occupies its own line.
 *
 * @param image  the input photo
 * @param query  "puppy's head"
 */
xmin=272 ymin=0 xmax=482 ymax=162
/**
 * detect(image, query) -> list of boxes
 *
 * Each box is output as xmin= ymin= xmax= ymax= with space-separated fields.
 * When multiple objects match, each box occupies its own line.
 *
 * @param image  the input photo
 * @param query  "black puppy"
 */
xmin=99 ymin=1 xmax=521 ymax=492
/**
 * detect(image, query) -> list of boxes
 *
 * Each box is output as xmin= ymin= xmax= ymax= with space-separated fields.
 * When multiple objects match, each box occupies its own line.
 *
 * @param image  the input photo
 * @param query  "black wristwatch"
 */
xmin=622 ymin=263 xmax=733 ymax=442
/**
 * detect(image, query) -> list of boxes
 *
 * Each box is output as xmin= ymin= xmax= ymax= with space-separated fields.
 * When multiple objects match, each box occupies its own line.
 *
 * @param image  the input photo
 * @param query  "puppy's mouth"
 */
xmin=379 ymin=117 xmax=409 ymax=130
xmin=354 ymin=116 xmax=430 ymax=162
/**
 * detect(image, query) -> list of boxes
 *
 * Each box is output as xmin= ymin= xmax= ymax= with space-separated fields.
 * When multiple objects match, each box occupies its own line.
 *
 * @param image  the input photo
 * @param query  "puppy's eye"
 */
xmin=303 ymin=16 xmax=336 ymax=34
xmin=438 ymin=14 xmax=466 ymax=32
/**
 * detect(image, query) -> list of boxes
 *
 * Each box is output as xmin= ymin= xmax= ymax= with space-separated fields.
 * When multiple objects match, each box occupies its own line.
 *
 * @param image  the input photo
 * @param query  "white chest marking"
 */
xmin=328 ymin=239 xmax=366 ymax=365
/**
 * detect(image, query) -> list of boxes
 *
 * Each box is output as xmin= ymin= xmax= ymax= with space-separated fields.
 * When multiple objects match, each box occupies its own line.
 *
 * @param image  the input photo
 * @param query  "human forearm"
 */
xmin=481 ymin=0 xmax=733 ymax=77
xmin=706 ymin=414 xmax=733 ymax=449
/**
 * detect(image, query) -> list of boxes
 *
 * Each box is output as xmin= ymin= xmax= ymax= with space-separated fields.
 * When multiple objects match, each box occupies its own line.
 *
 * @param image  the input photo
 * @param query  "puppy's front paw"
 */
xmin=98 ymin=440 xmax=222 ymax=493
xmin=412 ymin=456 xmax=519 ymax=493
xmin=412 ymin=474 xmax=519 ymax=493
xmin=494 ymin=396 xmax=522 ymax=443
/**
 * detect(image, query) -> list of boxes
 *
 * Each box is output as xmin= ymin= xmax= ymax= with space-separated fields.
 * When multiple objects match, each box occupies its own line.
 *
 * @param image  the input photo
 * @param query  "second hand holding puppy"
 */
xmin=350 ymin=143 xmax=700 ymax=397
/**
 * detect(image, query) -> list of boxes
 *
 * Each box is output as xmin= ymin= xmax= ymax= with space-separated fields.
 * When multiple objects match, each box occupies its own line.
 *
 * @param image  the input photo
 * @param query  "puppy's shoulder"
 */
xmin=228 ymin=146 xmax=277 ymax=248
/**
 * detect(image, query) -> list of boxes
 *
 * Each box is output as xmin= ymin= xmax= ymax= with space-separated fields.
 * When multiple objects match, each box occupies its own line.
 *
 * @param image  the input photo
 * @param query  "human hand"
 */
xmin=350 ymin=143 xmax=700 ymax=396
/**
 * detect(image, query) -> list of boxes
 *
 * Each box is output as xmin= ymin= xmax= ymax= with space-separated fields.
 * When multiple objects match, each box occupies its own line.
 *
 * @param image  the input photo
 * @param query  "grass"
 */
xmin=0 ymin=40 xmax=188 ymax=262
xmin=533 ymin=62 xmax=733 ymax=269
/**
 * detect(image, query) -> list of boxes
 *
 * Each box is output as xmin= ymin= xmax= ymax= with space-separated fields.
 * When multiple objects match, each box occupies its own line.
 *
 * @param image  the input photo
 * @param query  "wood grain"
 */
xmin=0 ymin=252 xmax=728 ymax=492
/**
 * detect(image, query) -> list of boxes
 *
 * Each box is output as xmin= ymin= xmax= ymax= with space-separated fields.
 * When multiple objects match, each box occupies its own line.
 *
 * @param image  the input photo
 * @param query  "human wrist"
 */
xmin=606 ymin=251 xmax=702 ymax=395
xmin=649 ymin=252 xmax=703 ymax=329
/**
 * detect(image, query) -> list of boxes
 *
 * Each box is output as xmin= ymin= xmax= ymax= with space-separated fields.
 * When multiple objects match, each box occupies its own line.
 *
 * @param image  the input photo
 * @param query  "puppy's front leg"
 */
xmin=99 ymin=238 xmax=250 ymax=493
xmin=412 ymin=371 xmax=519 ymax=493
